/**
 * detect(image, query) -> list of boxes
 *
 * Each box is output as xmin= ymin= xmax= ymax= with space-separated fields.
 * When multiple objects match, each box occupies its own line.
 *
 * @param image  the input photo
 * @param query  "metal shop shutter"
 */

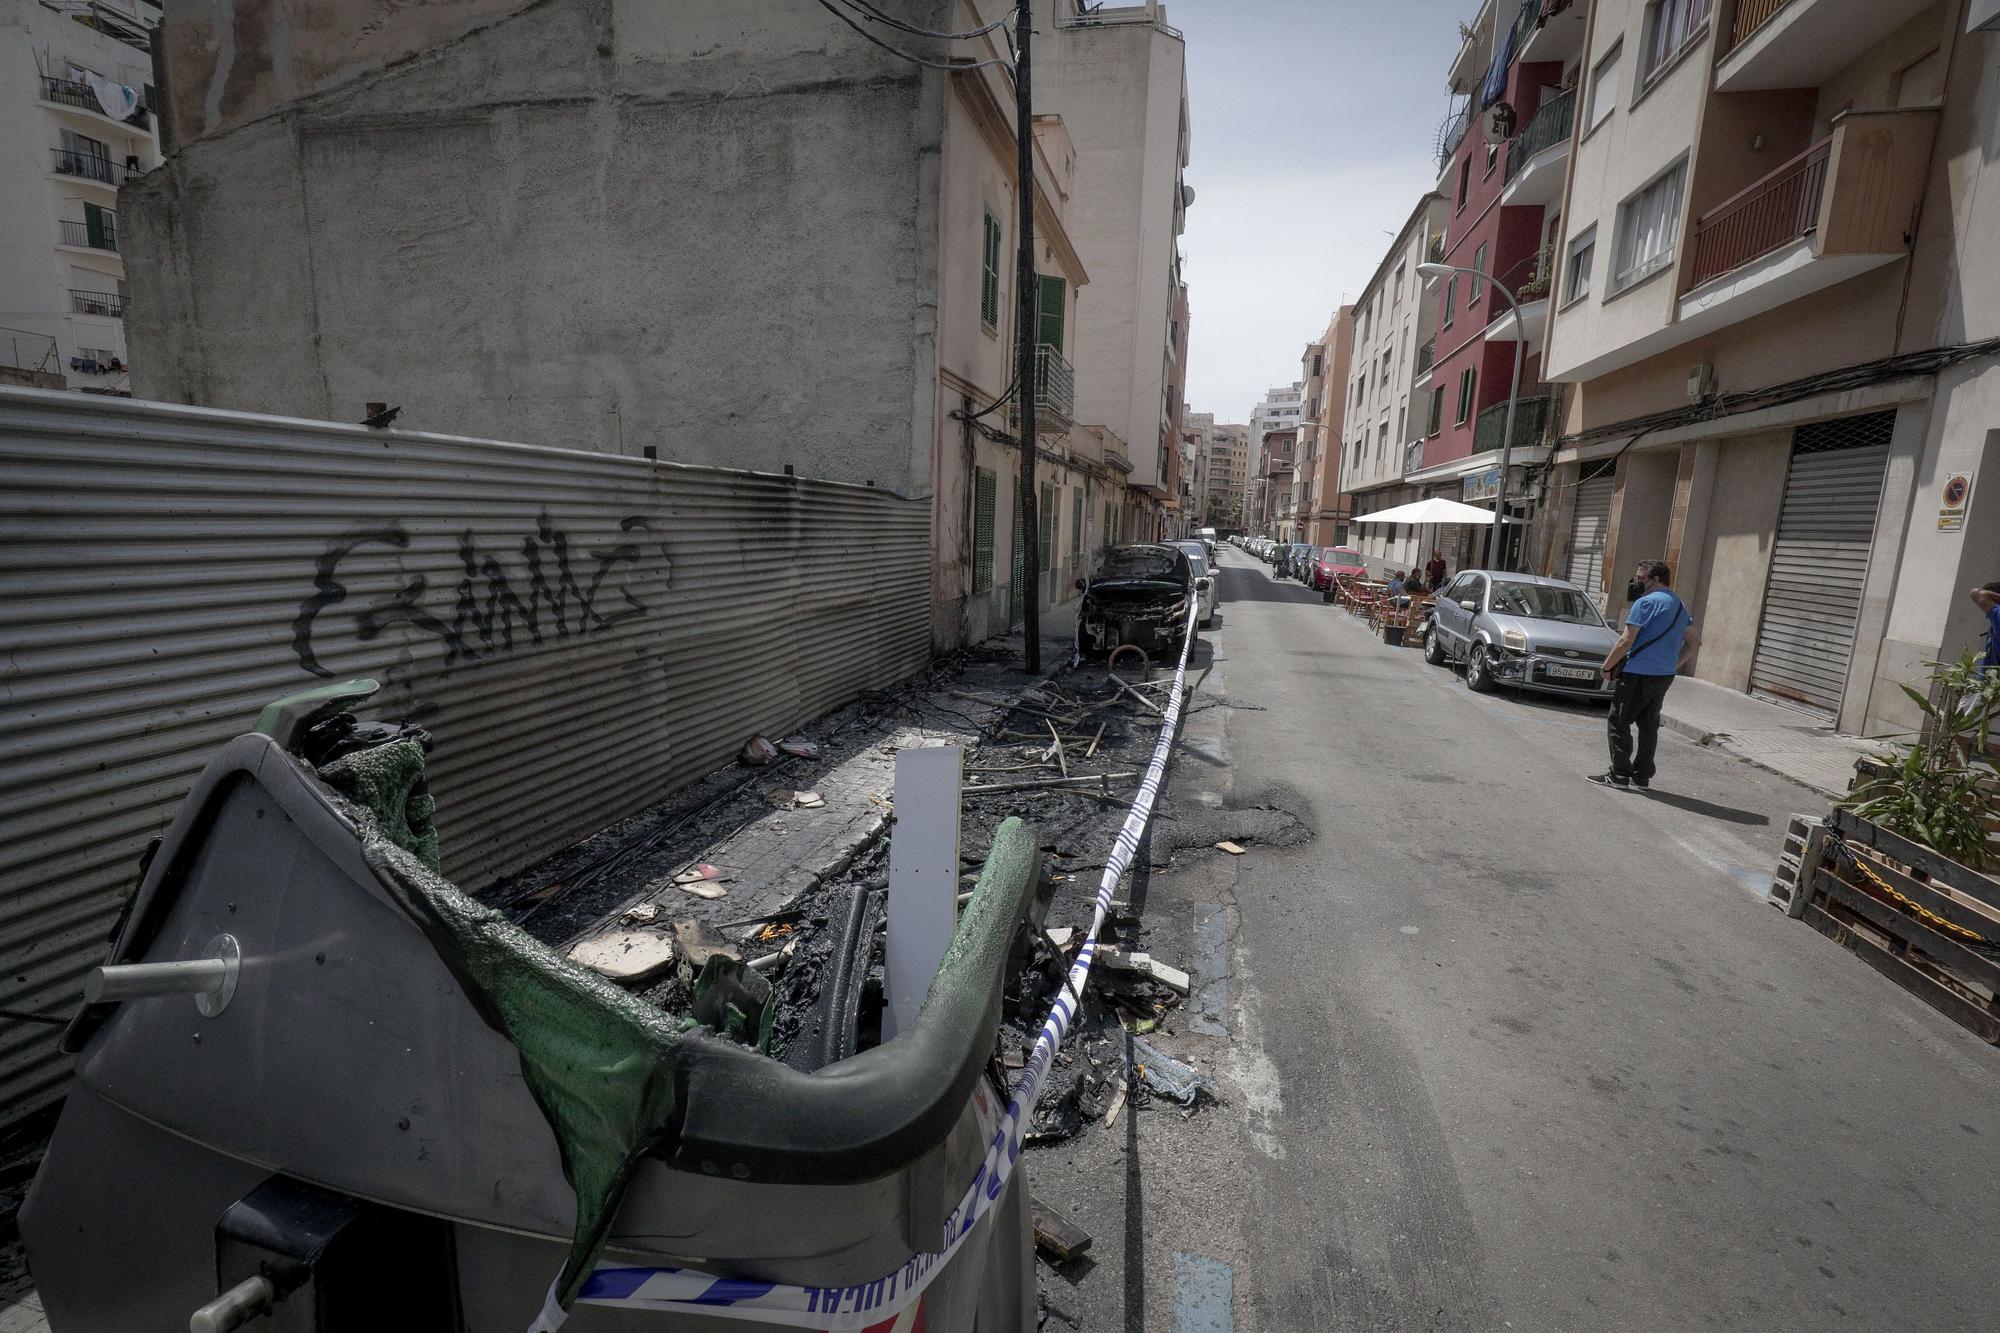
xmin=1566 ymin=471 xmax=1615 ymax=603
xmin=1748 ymin=412 xmax=1894 ymax=717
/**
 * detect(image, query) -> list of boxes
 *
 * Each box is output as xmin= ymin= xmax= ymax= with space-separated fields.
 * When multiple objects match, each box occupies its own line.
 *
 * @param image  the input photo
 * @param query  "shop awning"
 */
xmin=1350 ymin=496 xmax=1512 ymax=526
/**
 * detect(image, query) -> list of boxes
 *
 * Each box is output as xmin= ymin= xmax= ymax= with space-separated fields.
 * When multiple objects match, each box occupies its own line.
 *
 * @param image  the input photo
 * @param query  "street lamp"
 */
xmin=1416 ymin=260 xmax=1525 ymax=571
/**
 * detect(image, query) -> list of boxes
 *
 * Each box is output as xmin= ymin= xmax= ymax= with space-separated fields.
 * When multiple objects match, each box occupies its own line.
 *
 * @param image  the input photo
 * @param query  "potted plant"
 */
xmin=1845 ymin=652 xmax=2000 ymax=871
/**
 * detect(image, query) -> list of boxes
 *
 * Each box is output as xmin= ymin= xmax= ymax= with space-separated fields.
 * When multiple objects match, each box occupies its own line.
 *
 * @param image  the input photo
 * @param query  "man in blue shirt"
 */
xmin=1973 ymin=581 xmax=2000 ymax=674
xmin=1592 ymin=559 xmax=1701 ymax=791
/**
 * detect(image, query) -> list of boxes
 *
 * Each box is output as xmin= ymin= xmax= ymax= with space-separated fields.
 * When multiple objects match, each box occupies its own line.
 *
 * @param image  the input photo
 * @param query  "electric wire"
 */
xmin=831 ymin=0 xmax=1011 ymax=41
xmin=809 ymin=0 xmax=1013 ymax=71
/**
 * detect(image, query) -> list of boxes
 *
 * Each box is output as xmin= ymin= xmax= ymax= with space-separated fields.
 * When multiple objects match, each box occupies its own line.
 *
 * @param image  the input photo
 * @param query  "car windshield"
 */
xmin=1489 ymin=581 xmax=1606 ymax=626
xmin=1326 ymin=549 xmax=1360 ymax=564
xmin=1096 ymin=547 xmax=1182 ymax=581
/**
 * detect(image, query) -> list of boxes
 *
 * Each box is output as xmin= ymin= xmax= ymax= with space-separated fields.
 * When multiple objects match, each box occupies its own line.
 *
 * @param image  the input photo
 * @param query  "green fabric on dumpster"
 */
xmin=350 ymin=812 xmax=687 ymax=1314
xmin=317 ymin=738 xmax=441 ymax=871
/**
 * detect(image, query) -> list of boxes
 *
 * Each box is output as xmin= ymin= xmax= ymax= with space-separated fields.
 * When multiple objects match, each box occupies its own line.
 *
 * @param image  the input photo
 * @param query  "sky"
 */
xmin=1170 ymin=0 xmax=1470 ymax=425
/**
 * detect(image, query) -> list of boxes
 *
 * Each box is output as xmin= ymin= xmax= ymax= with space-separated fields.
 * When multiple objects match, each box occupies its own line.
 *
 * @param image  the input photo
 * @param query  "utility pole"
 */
xmin=1013 ymin=0 xmax=1041 ymax=674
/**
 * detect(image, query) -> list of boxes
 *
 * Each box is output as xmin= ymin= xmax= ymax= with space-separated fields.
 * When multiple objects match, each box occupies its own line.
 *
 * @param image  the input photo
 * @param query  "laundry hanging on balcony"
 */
xmin=81 ymin=73 xmax=139 ymax=122
xmin=1479 ymin=0 xmax=1542 ymax=109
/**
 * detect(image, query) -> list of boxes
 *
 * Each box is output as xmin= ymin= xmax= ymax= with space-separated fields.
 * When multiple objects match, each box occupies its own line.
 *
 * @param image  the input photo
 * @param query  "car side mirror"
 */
xmin=1196 ymin=577 xmax=1211 ymax=590
xmin=1074 ymin=578 xmax=1086 ymax=592
xmin=1458 ymin=598 xmax=1478 ymax=611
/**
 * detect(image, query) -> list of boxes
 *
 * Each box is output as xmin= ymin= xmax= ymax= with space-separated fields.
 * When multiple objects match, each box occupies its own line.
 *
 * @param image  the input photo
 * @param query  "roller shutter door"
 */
xmin=1566 ymin=472 xmax=1615 ymax=604
xmin=1748 ymin=412 xmax=1893 ymax=717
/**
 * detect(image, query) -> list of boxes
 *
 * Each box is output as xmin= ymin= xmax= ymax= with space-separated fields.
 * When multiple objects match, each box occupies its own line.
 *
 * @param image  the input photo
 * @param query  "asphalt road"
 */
xmin=1031 ymin=544 xmax=2000 ymax=1333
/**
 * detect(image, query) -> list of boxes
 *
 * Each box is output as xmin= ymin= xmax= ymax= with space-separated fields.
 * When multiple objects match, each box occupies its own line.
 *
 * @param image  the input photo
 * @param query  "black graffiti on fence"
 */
xmin=292 ymin=511 xmax=667 ymax=677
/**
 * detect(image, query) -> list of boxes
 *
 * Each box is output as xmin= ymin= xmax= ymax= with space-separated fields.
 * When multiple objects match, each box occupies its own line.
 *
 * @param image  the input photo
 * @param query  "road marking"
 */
xmin=1173 ymin=1253 xmax=1235 ymax=1333
xmin=1222 ymin=948 xmax=1286 ymax=1161
xmin=1400 ymin=925 xmax=1421 ymax=935
xmin=1191 ymin=903 xmax=1228 ymax=1036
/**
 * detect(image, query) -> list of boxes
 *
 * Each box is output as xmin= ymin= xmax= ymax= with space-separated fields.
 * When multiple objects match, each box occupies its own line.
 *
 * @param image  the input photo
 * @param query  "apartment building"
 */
xmin=1246 ymin=380 xmax=1304 ymax=487
xmin=1038 ymin=0 xmax=1193 ymax=542
xmin=1344 ymin=193 xmax=1451 ymax=571
xmin=1413 ymin=0 xmax=1586 ymax=571
xmin=0 ymin=0 xmax=162 ymax=394
xmin=1203 ymin=422 xmax=1249 ymax=528
xmin=1534 ymin=0 xmax=2000 ymax=736
xmin=1297 ymin=308 xmax=1357 ymax=546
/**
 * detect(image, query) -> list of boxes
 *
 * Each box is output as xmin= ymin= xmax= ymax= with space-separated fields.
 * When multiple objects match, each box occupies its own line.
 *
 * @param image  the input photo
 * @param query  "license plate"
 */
xmin=1546 ymin=665 xmax=1597 ymax=681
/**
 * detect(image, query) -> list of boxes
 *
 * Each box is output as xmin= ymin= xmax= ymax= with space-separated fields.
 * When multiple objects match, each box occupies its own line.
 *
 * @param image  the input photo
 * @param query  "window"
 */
xmin=1485 ymin=141 xmax=1500 ymax=175
xmin=1312 ymin=352 xmax=1324 ymax=376
xmin=1612 ymin=161 xmax=1685 ymax=292
xmin=1563 ymin=226 xmax=1597 ymax=306
xmin=980 ymin=208 xmax=1002 ymax=329
xmin=1379 ymin=349 xmax=1391 ymax=387
xmin=1640 ymin=0 xmax=1710 ymax=86
xmin=1036 ymin=274 xmax=1065 ymax=352
xmin=1457 ymin=156 xmax=1472 ymax=209
xmin=972 ymin=468 xmax=996 ymax=593
xmin=1427 ymin=386 xmax=1445 ymax=436
xmin=1587 ymin=42 xmax=1621 ymax=131
xmin=1396 ymin=406 xmax=1406 ymax=444
xmin=1443 ymin=275 xmax=1457 ymax=326
xmin=1392 ymin=264 xmax=1405 ymax=307
xmin=1471 ymin=243 xmax=1487 ymax=303
xmin=1455 ymin=367 xmax=1477 ymax=425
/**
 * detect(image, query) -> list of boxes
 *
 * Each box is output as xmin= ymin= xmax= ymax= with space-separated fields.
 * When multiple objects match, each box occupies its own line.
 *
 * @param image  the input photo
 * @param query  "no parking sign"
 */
xmin=1939 ymin=472 xmax=1975 ymax=531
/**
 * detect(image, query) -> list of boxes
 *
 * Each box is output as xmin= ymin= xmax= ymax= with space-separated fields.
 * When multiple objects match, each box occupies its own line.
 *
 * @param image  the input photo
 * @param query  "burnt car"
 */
xmin=1075 ymin=543 xmax=1201 ymax=658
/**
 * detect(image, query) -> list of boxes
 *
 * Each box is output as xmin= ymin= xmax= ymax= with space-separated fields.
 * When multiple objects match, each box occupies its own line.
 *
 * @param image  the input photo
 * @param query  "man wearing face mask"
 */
xmin=1591 ymin=559 xmax=1701 ymax=790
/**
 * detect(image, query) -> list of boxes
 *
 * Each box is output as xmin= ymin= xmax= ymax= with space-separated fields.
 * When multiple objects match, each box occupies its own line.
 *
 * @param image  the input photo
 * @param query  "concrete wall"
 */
xmin=1684 ymin=431 xmax=1789 ymax=691
xmin=126 ymin=0 xmax=947 ymax=497
xmin=1602 ymin=446 xmax=1678 ymax=619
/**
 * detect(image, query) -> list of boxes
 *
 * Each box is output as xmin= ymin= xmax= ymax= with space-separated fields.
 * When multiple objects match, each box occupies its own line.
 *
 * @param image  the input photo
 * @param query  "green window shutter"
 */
xmin=981 ymin=209 xmax=1001 ymax=329
xmin=1071 ymin=491 xmax=1083 ymax=560
xmin=84 ymin=202 xmax=111 ymax=249
xmin=1035 ymin=275 xmax=1066 ymax=352
xmin=972 ymin=468 xmax=996 ymax=594
xmin=1039 ymin=482 xmax=1054 ymax=572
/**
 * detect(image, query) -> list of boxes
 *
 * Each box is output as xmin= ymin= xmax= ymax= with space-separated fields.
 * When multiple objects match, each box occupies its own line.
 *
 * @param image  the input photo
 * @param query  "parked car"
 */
xmin=1196 ymin=526 xmax=1219 ymax=560
xmin=1310 ymin=546 xmax=1368 ymax=591
xmin=1170 ymin=540 xmax=1219 ymax=628
xmin=1077 ymin=543 xmax=1202 ymax=657
xmin=1288 ymin=543 xmax=1316 ymax=583
xmin=1423 ymin=570 xmax=1618 ymax=699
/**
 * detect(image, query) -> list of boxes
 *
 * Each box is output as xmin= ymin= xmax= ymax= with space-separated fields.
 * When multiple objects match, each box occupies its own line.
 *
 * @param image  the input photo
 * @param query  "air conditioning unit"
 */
xmin=1686 ymin=363 xmax=1714 ymax=400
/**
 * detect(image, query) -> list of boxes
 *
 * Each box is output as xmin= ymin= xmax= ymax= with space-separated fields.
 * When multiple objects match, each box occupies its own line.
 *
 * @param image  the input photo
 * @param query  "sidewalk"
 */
xmin=1658 ymin=675 xmax=1881 ymax=800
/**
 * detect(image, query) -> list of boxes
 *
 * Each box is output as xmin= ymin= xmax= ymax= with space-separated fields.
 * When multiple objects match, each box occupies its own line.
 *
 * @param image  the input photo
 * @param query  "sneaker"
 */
xmin=1632 ymin=777 xmax=1652 ymax=791
xmin=1587 ymin=772 xmax=1632 ymax=790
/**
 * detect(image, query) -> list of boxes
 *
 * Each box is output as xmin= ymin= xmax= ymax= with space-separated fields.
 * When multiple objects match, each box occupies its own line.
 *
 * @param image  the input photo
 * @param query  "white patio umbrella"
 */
xmin=1349 ymin=496 xmax=1510 ymax=526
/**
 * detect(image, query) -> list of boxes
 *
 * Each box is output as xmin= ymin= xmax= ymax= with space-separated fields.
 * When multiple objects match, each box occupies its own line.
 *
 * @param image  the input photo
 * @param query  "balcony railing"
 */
xmin=1504 ymin=86 xmax=1575 ymax=185
xmin=1686 ymin=137 xmax=1830 ymax=290
xmin=1728 ymin=0 xmax=1793 ymax=50
xmin=1472 ymin=394 xmax=1552 ymax=454
xmin=1414 ymin=338 xmax=1436 ymax=378
xmin=59 ymin=218 xmax=118 ymax=251
xmin=1033 ymin=344 xmax=1075 ymax=421
xmin=1405 ymin=439 xmax=1428 ymax=476
xmin=51 ymin=149 xmax=125 ymax=186
xmin=70 ymin=288 xmax=125 ymax=317
xmin=1435 ymin=104 xmax=1472 ymax=175
xmin=1 ymin=326 xmax=61 ymax=375
xmin=39 ymin=75 xmax=149 ymax=127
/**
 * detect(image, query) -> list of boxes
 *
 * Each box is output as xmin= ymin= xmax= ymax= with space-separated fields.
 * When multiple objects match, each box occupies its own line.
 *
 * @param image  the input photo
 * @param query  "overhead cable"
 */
xmin=832 ymin=0 xmax=1012 ymax=41
xmin=810 ymin=0 xmax=1013 ymax=71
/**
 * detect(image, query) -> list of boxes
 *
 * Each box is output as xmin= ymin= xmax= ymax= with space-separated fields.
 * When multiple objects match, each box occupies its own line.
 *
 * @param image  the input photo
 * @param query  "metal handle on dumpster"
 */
xmin=188 ymin=1274 xmax=274 ymax=1333
xmin=84 ymin=933 xmax=241 ymax=1018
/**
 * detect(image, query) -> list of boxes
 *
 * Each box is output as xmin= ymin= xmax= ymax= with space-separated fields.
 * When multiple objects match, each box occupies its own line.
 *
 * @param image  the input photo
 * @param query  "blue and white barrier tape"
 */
xmin=533 ymin=602 xmax=1201 ymax=1331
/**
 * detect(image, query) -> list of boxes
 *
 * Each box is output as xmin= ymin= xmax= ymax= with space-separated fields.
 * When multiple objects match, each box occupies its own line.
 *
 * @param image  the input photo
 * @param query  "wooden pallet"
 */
xmin=1798 ymin=808 xmax=2000 ymax=1043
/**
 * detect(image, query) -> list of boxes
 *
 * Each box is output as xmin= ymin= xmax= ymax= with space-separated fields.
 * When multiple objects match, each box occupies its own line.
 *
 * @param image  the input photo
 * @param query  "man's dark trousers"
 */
xmin=1608 ymin=672 xmax=1676 ymax=783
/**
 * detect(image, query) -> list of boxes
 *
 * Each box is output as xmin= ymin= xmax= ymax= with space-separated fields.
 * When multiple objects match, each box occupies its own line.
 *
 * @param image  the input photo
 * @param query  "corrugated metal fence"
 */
xmin=0 ymin=389 xmax=933 ymax=1131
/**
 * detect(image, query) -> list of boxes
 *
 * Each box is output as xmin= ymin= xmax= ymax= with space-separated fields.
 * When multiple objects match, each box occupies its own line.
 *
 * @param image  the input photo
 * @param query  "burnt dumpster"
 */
xmin=20 ymin=682 xmax=1039 ymax=1331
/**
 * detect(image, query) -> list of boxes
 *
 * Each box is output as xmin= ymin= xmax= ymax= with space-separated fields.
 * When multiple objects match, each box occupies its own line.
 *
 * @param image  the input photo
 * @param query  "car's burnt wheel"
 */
xmin=1466 ymin=644 xmax=1497 ymax=693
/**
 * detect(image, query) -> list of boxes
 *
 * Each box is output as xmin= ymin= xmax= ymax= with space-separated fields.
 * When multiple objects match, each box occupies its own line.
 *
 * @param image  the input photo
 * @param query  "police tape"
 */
xmin=529 ymin=599 xmax=1202 ymax=1331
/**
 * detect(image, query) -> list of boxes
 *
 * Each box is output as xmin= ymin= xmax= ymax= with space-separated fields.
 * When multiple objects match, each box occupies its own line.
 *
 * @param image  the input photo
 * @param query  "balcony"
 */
xmin=1405 ymin=438 xmax=1428 ymax=476
xmin=1717 ymin=0 xmax=1938 ymax=93
xmin=38 ymin=75 xmax=149 ymax=129
xmin=1414 ymin=337 xmax=1437 ymax=382
xmin=1501 ymin=86 xmax=1574 ymax=208
xmin=58 ymin=219 xmax=118 ymax=252
xmin=1519 ymin=0 xmax=1587 ymax=63
xmin=1435 ymin=104 xmax=1472 ymax=176
xmin=70 ymin=288 xmax=124 ymax=318
xmin=1472 ymin=394 xmax=1551 ymax=454
xmin=50 ymin=149 xmax=125 ymax=187
xmin=1031 ymin=344 xmax=1075 ymax=426
xmin=1679 ymin=110 xmax=1933 ymax=329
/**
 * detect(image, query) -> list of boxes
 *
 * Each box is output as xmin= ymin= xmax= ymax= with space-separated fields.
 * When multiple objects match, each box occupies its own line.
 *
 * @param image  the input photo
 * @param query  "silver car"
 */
xmin=1423 ymin=570 xmax=1618 ymax=699
xmin=1171 ymin=540 xmax=1219 ymax=627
